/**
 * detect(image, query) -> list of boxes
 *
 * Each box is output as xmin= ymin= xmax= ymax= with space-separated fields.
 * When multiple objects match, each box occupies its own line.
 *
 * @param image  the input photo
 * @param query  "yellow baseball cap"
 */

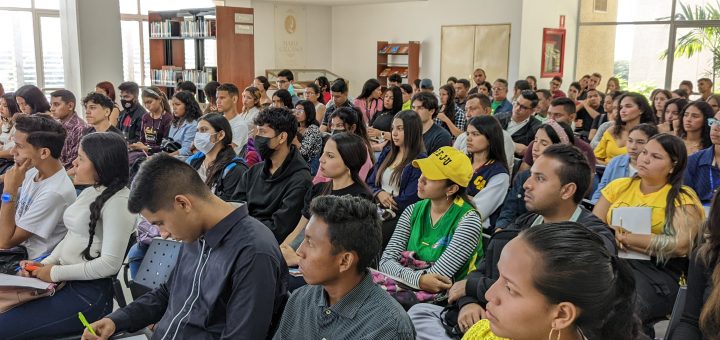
xmin=412 ymin=146 xmax=473 ymax=187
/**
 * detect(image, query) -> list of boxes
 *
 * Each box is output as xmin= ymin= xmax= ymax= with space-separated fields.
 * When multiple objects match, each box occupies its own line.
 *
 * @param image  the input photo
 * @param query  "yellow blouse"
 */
xmin=462 ymin=319 xmax=509 ymax=340
xmin=594 ymin=130 xmax=627 ymax=163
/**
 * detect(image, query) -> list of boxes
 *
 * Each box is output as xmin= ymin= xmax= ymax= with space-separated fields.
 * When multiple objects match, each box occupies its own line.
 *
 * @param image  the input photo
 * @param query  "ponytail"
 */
xmin=596 ymin=256 xmax=641 ymax=339
xmin=82 ymin=179 xmax=127 ymax=260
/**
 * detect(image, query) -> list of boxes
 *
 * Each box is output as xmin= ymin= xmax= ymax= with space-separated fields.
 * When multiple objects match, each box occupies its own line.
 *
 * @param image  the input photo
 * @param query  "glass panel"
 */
xmin=34 ymin=0 xmax=59 ymax=10
xmin=577 ymin=24 xmax=670 ymax=97
xmin=0 ymin=0 xmax=31 ymax=8
xmin=677 ymin=0 xmax=720 ymax=20
xmin=121 ymin=20 xmax=142 ymax=84
xmin=140 ymin=0 xmax=214 ymax=15
xmin=120 ymin=0 xmax=138 ymax=15
xmin=185 ymin=40 xmax=196 ymax=70
xmin=670 ymin=26 xmax=720 ymax=97
xmin=40 ymin=16 xmax=64 ymax=88
xmin=142 ymin=21 xmax=150 ymax=86
xmin=204 ymin=39 xmax=217 ymax=68
xmin=0 ymin=10 xmax=37 ymax=92
xmin=580 ymin=0 xmax=673 ymax=23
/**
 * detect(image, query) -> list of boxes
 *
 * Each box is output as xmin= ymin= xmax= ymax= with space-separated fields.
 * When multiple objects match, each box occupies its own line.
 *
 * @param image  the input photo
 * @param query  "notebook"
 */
xmin=611 ymin=207 xmax=652 ymax=260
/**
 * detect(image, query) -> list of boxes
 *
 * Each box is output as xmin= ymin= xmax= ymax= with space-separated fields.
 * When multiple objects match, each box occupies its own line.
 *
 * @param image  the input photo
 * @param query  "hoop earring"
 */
xmin=548 ymin=328 xmax=561 ymax=340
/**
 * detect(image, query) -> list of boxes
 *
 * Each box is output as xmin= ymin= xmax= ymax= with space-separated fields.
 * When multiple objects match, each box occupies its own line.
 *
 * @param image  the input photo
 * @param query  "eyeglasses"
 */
xmin=514 ymin=102 xmax=533 ymax=111
xmin=292 ymin=108 xmax=304 ymax=114
xmin=708 ymin=118 xmax=720 ymax=128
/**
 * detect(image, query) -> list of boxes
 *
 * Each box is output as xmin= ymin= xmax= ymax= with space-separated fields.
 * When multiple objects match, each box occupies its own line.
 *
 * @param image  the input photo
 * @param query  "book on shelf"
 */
xmin=151 ymin=67 xmax=217 ymax=87
xmin=379 ymin=45 xmax=390 ymax=54
xmin=400 ymin=69 xmax=408 ymax=77
xmin=398 ymin=45 xmax=409 ymax=54
xmin=389 ymin=45 xmax=400 ymax=54
xmin=150 ymin=19 xmax=216 ymax=38
xmin=379 ymin=68 xmax=392 ymax=77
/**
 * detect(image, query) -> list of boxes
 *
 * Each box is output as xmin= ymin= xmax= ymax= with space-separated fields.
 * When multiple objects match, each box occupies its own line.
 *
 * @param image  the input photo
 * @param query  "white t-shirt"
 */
xmin=16 ymin=167 xmax=77 ymax=259
xmin=227 ymin=114 xmax=249 ymax=154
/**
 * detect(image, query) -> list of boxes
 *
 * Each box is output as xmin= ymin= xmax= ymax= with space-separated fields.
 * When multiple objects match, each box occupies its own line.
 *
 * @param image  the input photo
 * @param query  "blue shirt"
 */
xmin=592 ymin=154 xmax=632 ymax=204
xmin=168 ymin=120 xmax=198 ymax=157
xmin=684 ymin=146 xmax=720 ymax=205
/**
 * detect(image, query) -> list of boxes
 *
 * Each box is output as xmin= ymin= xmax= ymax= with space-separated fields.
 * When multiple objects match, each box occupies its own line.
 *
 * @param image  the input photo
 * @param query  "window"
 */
xmin=577 ymin=0 xmax=720 ymax=95
xmin=0 ymin=0 xmax=61 ymax=92
xmin=120 ymin=0 xmax=214 ymax=87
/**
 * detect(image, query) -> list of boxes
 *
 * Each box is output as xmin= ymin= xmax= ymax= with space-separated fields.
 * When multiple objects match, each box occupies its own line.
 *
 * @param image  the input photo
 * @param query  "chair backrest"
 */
xmin=665 ymin=286 xmax=688 ymax=338
xmin=133 ymin=239 xmax=182 ymax=290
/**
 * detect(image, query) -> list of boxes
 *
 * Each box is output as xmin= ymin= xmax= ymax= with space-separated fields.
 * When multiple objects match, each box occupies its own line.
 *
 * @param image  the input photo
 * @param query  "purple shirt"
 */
xmin=60 ymin=113 xmax=88 ymax=170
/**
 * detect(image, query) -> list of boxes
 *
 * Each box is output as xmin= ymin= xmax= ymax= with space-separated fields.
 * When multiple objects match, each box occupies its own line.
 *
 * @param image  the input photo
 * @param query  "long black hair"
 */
xmin=612 ymin=92 xmax=656 ymax=138
xmin=296 ymin=100 xmax=319 ymax=128
xmin=1 ymin=93 xmax=20 ymax=122
xmin=273 ymin=89 xmax=293 ymax=109
xmin=80 ymin=132 xmax=130 ymax=260
xmin=172 ymin=91 xmax=202 ymax=127
xmin=700 ymin=192 xmax=720 ymax=335
xmin=677 ymin=100 xmax=713 ymax=150
xmin=316 ymin=76 xmax=331 ymax=101
xmin=370 ymin=86 xmax=403 ymax=127
xmin=15 ymin=85 xmax=50 ymax=114
xmin=518 ymin=222 xmax=640 ymax=339
xmin=330 ymin=106 xmax=375 ymax=163
xmin=663 ymin=98 xmax=689 ymax=131
xmin=439 ymin=84 xmax=458 ymax=123
xmin=198 ymin=113 xmax=235 ymax=188
xmin=466 ymin=116 xmax=508 ymax=172
xmin=320 ymin=133 xmax=371 ymax=196
xmin=357 ymin=79 xmax=381 ymax=101
xmin=374 ymin=110 xmax=424 ymax=188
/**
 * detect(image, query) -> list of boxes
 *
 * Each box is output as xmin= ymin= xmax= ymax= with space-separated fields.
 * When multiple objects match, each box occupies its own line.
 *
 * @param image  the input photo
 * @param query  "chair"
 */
xmin=129 ymin=238 xmax=182 ymax=300
xmin=113 ymin=233 xmax=137 ymax=308
xmin=662 ymin=286 xmax=688 ymax=339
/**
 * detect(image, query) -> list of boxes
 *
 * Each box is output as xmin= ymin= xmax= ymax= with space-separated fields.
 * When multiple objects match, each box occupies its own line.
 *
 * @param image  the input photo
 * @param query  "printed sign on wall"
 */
xmin=274 ymin=5 xmax=306 ymax=68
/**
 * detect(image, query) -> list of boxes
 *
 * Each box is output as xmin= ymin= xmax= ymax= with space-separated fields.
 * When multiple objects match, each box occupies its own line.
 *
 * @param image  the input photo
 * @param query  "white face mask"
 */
xmin=194 ymin=132 xmax=217 ymax=154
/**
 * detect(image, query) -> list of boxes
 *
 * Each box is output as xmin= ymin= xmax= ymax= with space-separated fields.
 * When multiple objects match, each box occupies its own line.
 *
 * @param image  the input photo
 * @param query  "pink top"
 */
xmin=313 ymin=149 xmax=373 ymax=185
xmin=353 ymin=98 xmax=383 ymax=123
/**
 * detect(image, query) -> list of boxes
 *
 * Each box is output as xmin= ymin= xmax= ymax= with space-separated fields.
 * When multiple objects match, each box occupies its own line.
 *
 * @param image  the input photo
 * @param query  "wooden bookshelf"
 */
xmin=148 ymin=6 xmax=254 ymax=108
xmin=376 ymin=41 xmax=420 ymax=84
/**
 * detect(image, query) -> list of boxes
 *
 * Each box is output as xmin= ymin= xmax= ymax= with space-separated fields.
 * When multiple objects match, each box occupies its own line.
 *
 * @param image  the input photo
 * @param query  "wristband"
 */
xmin=2 ymin=193 xmax=16 ymax=203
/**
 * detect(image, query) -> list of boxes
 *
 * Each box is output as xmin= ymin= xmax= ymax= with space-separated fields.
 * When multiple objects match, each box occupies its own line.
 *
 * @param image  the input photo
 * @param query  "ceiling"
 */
xmin=255 ymin=0 xmax=426 ymax=6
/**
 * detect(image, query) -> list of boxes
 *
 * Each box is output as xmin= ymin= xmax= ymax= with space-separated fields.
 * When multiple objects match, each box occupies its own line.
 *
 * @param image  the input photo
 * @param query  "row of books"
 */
xmin=379 ymin=68 xmax=409 ymax=77
xmin=150 ymin=67 xmax=217 ymax=87
xmin=149 ymin=19 xmax=217 ymax=38
xmin=378 ymin=44 xmax=410 ymax=54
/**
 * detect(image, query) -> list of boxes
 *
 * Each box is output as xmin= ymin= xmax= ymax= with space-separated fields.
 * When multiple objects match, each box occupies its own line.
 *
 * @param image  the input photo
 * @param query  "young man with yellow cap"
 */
xmin=377 ymin=146 xmax=483 ymax=308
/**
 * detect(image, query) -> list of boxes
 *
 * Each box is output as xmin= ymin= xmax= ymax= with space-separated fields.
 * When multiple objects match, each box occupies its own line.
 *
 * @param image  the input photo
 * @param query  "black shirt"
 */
xmin=672 ymin=252 xmax=713 ymax=339
xmin=370 ymin=111 xmax=396 ymax=132
xmin=576 ymin=105 xmax=604 ymax=134
xmin=83 ymin=125 xmax=123 ymax=136
xmin=301 ymin=182 xmax=373 ymax=219
xmin=423 ymin=123 xmax=453 ymax=154
xmin=108 ymin=204 xmax=289 ymax=339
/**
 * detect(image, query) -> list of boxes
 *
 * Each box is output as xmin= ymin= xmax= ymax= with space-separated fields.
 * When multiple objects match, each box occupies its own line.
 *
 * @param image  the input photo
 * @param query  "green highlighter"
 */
xmin=78 ymin=312 xmax=97 ymax=336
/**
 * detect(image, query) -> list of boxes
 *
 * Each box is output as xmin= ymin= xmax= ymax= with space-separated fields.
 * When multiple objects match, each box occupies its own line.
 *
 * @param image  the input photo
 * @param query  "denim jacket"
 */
xmin=591 ymin=154 xmax=631 ymax=204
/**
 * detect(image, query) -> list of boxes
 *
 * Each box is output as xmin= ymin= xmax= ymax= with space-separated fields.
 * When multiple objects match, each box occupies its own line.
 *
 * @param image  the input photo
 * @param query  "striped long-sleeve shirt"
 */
xmin=379 ymin=203 xmax=483 ymax=288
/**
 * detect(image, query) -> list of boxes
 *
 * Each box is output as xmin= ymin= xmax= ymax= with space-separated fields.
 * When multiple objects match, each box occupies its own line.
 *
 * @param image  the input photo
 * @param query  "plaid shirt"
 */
xmin=60 ymin=113 xmax=88 ymax=170
xmin=434 ymin=105 xmax=466 ymax=133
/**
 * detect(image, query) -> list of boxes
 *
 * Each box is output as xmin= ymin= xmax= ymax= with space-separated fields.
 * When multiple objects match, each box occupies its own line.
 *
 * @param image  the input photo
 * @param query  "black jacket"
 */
xmin=232 ymin=146 xmax=312 ymax=242
xmin=118 ymin=104 xmax=147 ymax=144
xmin=188 ymin=153 xmax=248 ymax=201
xmin=457 ymin=207 xmax=617 ymax=309
xmin=495 ymin=112 xmax=542 ymax=148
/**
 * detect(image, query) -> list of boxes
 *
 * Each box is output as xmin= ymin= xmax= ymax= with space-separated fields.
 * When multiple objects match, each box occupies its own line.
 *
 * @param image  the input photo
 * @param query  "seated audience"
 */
xmin=0 ymin=133 xmax=136 ymax=338
xmin=202 ymin=81 xmax=220 ymax=114
xmin=315 ymin=76 xmax=331 ymax=104
xmin=594 ymin=92 xmax=655 ymax=164
xmin=82 ymin=92 xmax=123 ymax=136
xmin=468 ymin=68 xmax=487 ymax=96
xmin=699 ymin=77 xmax=714 ymax=101
xmin=684 ymin=110 xmax=720 ymax=205
xmin=408 ymin=144 xmax=615 ymax=340
xmin=0 ymin=115 xmax=76 ymax=261
xmin=400 ymin=84 xmax=413 ymax=111
xmin=589 ymin=90 xmax=623 ymax=142
xmin=525 ymin=75 xmax=537 ymax=91
xmin=454 ymin=79 xmax=470 ymax=110
xmin=82 ymin=154 xmax=288 ymax=339
xmin=368 ymin=86 xmax=403 ymax=151
xmin=280 ymin=132 xmax=372 ymax=267
xmin=496 ymin=90 xmax=542 ymax=156
xmin=651 ymin=89 xmax=672 ymax=124
xmin=128 ymin=87 xmax=172 ymax=155
xmin=304 ymin=83 xmax=326 ymax=123
xmin=377 ymin=147 xmax=482 ymax=309
xmin=490 ymin=79 xmax=513 ymax=115
xmin=276 ymin=69 xmax=300 ymax=105
xmin=0 ymin=93 xmax=19 ymax=160
xmin=315 ymin=106 xmax=375 ymax=184
xmin=567 ymin=81 xmax=581 ymax=103
xmin=454 ymin=94 xmax=515 ymax=170
xmin=253 ymin=76 xmax=273 ymax=108
xmin=679 ymin=80 xmax=694 ymax=96
xmin=15 ymin=84 xmax=51 ymax=115
xmin=232 ymin=107 xmax=312 ymax=242
xmin=116 ymin=82 xmax=147 ymax=144
xmin=659 ymin=98 xmax=688 ymax=135
xmin=175 ymin=80 xmax=197 ymax=95
xmin=240 ymin=86 xmax=262 ymax=130
xmin=186 ymin=113 xmax=248 ymax=201
xmin=706 ymin=93 xmax=720 ymax=113
xmin=592 ymin=123 xmax=659 ymax=203
xmin=673 ymin=88 xmax=690 ymax=100
xmin=522 ymin=98 xmax=597 ymax=173
xmin=168 ymin=91 xmax=201 ymax=159
xmin=367 ymin=110 xmax=425 ymax=246
xmin=606 ymin=76 xmax=621 ymax=93
xmin=575 ymin=88 xmax=604 ymax=139
xmin=550 ymin=76 xmax=565 ymax=98
xmin=94 ymin=81 xmax=121 ymax=126
xmin=412 ymin=92 xmax=452 ymax=154
xmin=50 ymin=89 xmax=87 ymax=169
xmin=465 ymin=116 xmax=510 ymax=229
xmin=321 ymin=78 xmax=354 ymax=132
xmin=671 ymin=191 xmax=720 ymax=339
xmin=463 ymin=223 xmax=638 ymax=340
xmin=511 ymin=80 xmax=532 ymax=102
xmin=388 ymin=73 xmax=403 ymax=87
xmin=533 ymin=89 xmax=551 ymax=123
xmin=677 ymin=100 xmax=714 ymax=155
xmin=435 ymin=84 xmax=466 ymax=137
xmin=591 ymin=92 xmax=626 ymax=149
xmin=293 ymin=100 xmax=323 ymax=174
xmin=353 ymin=78 xmax=383 ymax=123
xmin=593 ymin=133 xmax=704 ymax=337
xmin=273 ymin=195 xmax=414 ymax=340
xmin=216 ymin=83 xmax=250 ymax=154
xmin=272 ymin=89 xmax=294 ymax=109
xmin=496 ymin=121 xmax=576 ymax=229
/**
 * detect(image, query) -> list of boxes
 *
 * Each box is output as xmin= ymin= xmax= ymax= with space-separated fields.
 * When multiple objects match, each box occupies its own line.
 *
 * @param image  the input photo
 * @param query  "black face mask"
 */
xmin=121 ymin=99 xmax=137 ymax=110
xmin=255 ymin=135 xmax=276 ymax=160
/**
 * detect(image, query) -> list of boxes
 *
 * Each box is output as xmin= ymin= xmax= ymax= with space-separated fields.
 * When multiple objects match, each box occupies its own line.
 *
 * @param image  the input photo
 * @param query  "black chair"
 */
xmin=129 ymin=238 xmax=182 ymax=300
xmin=663 ymin=286 xmax=688 ymax=340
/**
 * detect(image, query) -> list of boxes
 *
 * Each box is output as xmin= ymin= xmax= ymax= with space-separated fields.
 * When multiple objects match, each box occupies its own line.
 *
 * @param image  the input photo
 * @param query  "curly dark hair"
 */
xmin=172 ymin=91 xmax=202 ymax=127
xmin=254 ymin=107 xmax=298 ymax=146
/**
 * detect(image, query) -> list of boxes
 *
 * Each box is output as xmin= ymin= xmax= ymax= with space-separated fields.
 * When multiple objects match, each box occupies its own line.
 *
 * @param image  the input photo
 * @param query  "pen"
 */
xmin=15 ymin=254 xmax=49 ymax=272
xmin=78 ymin=312 xmax=97 ymax=336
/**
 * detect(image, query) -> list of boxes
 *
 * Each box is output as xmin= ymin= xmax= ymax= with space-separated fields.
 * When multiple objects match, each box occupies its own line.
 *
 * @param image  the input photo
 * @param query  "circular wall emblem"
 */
xmin=284 ymin=15 xmax=296 ymax=34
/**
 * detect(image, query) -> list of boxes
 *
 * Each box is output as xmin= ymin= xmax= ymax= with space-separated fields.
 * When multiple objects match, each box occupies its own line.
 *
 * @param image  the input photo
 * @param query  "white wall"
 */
xmin=330 ymin=0 xmax=524 ymax=94
xmin=518 ymin=0 xmax=579 ymax=89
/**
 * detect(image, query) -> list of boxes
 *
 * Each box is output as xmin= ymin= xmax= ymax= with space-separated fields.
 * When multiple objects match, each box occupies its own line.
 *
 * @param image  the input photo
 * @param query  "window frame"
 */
xmin=121 ymin=0 xmax=149 ymax=86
